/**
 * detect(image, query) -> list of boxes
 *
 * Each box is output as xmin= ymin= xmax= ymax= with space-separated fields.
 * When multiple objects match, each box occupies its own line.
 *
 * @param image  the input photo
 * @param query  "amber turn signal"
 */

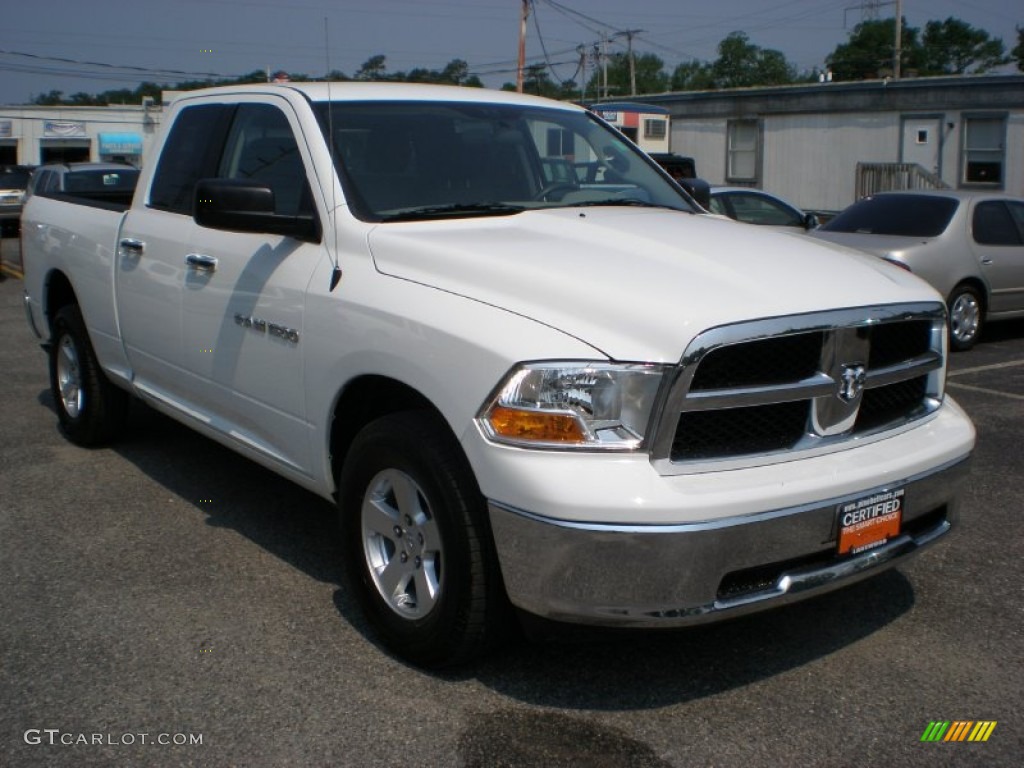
xmin=486 ymin=405 xmax=586 ymax=443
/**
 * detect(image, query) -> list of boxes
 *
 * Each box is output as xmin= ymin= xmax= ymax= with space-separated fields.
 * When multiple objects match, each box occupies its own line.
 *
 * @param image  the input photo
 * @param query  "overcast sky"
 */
xmin=0 ymin=0 xmax=1019 ymax=104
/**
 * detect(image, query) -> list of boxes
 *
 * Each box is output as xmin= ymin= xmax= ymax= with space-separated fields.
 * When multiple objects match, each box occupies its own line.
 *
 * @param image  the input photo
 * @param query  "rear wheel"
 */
xmin=48 ymin=304 xmax=129 ymax=445
xmin=338 ymin=411 xmax=504 ymax=667
xmin=947 ymin=283 xmax=983 ymax=351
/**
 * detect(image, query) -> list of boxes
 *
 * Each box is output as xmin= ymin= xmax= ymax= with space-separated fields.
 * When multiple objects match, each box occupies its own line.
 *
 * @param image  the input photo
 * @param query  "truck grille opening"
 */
xmin=717 ymin=549 xmax=834 ymax=601
xmin=689 ymin=332 xmax=823 ymax=391
xmin=673 ymin=400 xmax=808 ymax=460
xmin=661 ymin=307 xmax=945 ymax=469
xmin=868 ymin=319 xmax=933 ymax=369
xmin=856 ymin=376 xmax=929 ymax=432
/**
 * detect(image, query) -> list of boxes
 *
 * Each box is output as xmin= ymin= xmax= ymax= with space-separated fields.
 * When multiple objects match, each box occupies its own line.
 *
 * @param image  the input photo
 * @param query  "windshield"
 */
xmin=1 ymin=167 xmax=32 ymax=190
xmin=822 ymin=194 xmax=958 ymax=237
xmin=314 ymin=101 xmax=695 ymax=222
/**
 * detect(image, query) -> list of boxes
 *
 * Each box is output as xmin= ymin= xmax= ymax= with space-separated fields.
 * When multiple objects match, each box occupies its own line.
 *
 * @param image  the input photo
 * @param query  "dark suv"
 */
xmin=1 ymin=165 xmax=34 ymax=235
xmin=648 ymin=153 xmax=710 ymax=209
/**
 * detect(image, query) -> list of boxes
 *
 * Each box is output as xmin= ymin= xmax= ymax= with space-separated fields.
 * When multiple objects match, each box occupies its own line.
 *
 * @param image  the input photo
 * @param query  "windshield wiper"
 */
xmin=379 ymin=202 xmax=526 ymax=222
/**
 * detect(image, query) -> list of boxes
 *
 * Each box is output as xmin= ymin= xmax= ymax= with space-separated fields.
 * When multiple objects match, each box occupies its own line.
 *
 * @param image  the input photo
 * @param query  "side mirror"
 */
xmin=679 ymin=178 xmax=711 ymax=211
xmin=193 ymin=179 xmax=320 ymax=242
xmin=804 ymin=212 xmax=820 ymax=230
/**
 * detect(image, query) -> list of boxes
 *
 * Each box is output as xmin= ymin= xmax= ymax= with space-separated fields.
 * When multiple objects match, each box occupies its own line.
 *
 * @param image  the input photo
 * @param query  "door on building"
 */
xmin=901 ymin=116 xmax=943 ymax=177
xmin=39 ymin=142 xmax=91 ymax=164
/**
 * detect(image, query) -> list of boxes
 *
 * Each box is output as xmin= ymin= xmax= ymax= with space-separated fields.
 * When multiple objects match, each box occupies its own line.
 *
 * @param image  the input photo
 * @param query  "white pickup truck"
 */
xmin=22 ymin=83 xmax=975 ymax=666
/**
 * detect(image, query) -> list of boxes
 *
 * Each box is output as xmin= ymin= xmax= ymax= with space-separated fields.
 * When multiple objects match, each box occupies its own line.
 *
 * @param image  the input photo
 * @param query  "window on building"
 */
xmin=643 ymin=119 xmax=667 ymax=140
xmin=546 ymin=128 xmax=575 ymax=157
xmin=727 ymin=120 xmax=759 ymax=182
xmin=961 ymin=115 xmax=1005 ymax=186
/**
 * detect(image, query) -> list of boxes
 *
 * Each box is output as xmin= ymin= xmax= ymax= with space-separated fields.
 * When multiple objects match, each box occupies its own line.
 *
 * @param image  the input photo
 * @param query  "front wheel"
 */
xmin=338 ymin=411 xmax=505 ymax=667
xmin=48 ymin=304 xmax=129 ymax=445
xmin=947 ymin=283 xmax=984 ymax=351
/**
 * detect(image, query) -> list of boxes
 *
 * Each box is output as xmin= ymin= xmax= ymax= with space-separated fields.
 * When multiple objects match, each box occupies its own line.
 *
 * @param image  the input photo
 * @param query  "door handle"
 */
xmin=185 ymin=253 xmax=218 ymax=273
xmin=119 ymin=238 xmax=145 ymax=255
xmin=981 ymin=258 xmax=994 ymax=265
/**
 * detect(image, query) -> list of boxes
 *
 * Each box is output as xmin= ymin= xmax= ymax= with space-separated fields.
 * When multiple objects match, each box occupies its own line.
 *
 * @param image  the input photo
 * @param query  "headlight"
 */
xmin=478 ymin=362 xmax=667 ymax=450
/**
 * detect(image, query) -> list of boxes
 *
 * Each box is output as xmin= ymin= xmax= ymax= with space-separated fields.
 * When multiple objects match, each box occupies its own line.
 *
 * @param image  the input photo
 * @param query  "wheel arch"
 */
xmin=948 ymin=276 xmax=988 ymax=315
xmin=328 ymin=374 xmax=456 ymax=496
xmin=42 ymin=269 xmax=78 ymax=338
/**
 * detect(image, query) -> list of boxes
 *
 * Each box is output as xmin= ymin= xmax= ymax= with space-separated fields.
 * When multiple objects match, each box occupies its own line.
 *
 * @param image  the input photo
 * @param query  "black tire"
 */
xmin=338 ymin=411 xmax=505 ymax=667
xmin=947 ymin=283 xmax=984 ymax=352
xmin=48 ymin=304 xmax=129 ymax=445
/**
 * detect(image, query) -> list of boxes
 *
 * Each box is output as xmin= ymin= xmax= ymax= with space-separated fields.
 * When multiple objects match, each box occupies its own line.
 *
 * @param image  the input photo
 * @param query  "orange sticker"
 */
xmin=837 ymin=488 xmax=904 ymax=555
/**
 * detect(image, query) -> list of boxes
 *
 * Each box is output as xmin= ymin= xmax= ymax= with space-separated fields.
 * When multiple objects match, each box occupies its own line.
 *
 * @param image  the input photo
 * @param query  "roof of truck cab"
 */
xmin=171 ymin=82 xmax=584 ymax=111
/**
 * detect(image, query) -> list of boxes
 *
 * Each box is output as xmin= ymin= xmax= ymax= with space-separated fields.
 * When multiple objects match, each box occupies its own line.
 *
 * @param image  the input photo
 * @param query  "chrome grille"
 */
xmin=649 ymin=305 xmax=947 ymax=473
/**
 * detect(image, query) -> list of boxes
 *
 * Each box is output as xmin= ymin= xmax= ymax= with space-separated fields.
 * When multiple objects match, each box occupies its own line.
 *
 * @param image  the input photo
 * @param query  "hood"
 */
xmin=368 ymin=208 xmax=941 ymax=362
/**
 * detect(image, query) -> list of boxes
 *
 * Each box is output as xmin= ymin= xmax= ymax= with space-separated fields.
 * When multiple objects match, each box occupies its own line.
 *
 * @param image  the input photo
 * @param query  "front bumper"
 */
xmin=488 ymin=454 xmax=970 ymax=627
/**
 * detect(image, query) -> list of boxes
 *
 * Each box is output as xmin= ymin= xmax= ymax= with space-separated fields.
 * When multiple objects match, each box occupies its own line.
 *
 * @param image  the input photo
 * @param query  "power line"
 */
xmin=536 ymin=0 xmax=615 ymax=38
xmin=0 ymin=48 xmax=229 ymax=79
xmin=530 ymin=0 xmax=578 ymax=84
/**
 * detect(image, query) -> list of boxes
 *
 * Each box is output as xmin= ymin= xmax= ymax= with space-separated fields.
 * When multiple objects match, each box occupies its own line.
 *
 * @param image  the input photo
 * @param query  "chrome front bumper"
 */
xmin=488 ymin=456 xmax=970 ymax=627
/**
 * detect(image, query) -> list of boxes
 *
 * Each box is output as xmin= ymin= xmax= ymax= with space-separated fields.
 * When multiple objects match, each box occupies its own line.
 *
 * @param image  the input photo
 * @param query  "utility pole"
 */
xmin=620 ymin=29 xmax=644 ymax=96
xmin=516 ymin=0 xmax=529 ymax=93
xmin=893 ymin=0 xmax=902 ymax=79
xmin=577 ymin=45 xmax=588 ymax=101
xmin=601 ymin=33 xmax=609 ymax=100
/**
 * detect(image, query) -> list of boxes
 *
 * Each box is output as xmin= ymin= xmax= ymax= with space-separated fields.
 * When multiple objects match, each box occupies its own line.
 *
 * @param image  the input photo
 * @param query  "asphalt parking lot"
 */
xmin=1 ymin=235 xmax=1022 ymax=767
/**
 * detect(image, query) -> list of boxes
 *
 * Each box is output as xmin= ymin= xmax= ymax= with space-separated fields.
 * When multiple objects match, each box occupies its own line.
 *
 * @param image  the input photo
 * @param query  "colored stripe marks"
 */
xmin=920 ymin=721 xmax=997 ymax=742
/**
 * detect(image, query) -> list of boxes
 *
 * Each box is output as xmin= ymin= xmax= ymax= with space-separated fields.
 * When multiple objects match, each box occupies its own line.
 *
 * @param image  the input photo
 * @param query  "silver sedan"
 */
xmin=810 ymin=190 xmax=1024 ymax=350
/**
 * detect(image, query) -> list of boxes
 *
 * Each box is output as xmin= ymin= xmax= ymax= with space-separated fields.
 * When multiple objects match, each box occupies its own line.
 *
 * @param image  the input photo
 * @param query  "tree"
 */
xmin=354 ymin=54 xmax=390 ymax=81
xmin=921 ymin=18 xmax=1008 ymax=74
xmin=709 ymin=32 xmax=796 ymax=88
xmin=32 ymin=90 xmax=63 ymax=106
xmin=437 ymin=59 xmax=483 ymax=87
xmin=827 ymin=18 xmax=923 ymax=80
xmin=1015 ymin=26 xmax=1024 ymax=71
xmin=503 ymin=64 xmax=576 ymax=99
xmin=354 ymin=55 xmax=481 ymax=86
xmin=585 ymin=52 xmax=669 ymax=98
xmin=670 ymin=59 xmax=714 ymax=91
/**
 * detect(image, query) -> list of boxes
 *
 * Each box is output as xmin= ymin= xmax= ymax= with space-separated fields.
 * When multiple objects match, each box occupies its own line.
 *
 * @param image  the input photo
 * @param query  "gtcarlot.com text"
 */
xmin=24 ymin=729 xmax=203 ymax=746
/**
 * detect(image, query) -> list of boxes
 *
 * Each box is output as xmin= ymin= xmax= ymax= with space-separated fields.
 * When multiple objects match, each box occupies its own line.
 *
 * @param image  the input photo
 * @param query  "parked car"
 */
xmin=0 ymin=165 xmax=34 ymax=234
xmin=648 ymin=153 xmax=710 ymax=209
xmin=710 ymin=187 xmax=819 ymax=231
xmin=25 ymin=162 xmax=140 ymax=208
xmin=810 ymin=190 xmax=1024 ymax=350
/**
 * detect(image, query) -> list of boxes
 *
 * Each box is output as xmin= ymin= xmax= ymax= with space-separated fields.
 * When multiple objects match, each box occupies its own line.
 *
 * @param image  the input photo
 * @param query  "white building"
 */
xmin=623 ymin=73 xmax=1024 ymax=215
xmin=0 ymin=100 xmax=162 ymax=167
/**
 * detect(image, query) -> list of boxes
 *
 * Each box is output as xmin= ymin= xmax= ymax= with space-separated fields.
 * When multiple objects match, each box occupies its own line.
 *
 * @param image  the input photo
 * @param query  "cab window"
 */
xmin=217 ymin=104 xmax=314 ymax=218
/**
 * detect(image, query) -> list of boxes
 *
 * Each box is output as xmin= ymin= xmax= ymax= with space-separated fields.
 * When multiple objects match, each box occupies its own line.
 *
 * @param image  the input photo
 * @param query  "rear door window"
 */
xmin=149 ymin=104 xmax=233 ymax=215
xmin=973 ymin=201 xmax=1023 ymax=246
